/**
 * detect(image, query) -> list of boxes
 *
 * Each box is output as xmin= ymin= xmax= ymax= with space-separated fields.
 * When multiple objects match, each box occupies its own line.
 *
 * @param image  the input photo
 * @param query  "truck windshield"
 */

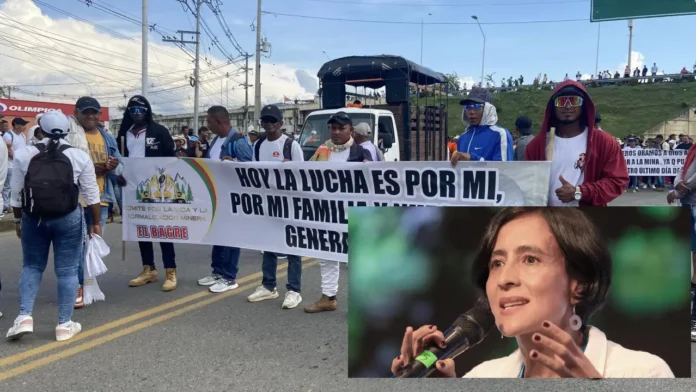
xmin=298 ymin=113 xmax=374 ymax=160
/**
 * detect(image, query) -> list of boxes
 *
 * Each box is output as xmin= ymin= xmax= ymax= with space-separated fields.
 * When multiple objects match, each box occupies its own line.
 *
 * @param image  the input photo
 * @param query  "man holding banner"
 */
xmin=525 ymin=81 xmax=628 ymax=206
xmin=247 ymin=104 xmax=304 ymax=309
xmin=197 ymin=106 xmax=254 ymax=294
xmin=117 ymin=96 xmax=178 ymax=292
xmin=305 ymin=111 xmax=372 ymax=313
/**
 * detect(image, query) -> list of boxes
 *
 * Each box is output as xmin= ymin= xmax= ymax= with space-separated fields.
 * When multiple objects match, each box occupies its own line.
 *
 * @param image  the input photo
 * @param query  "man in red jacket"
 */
xmin=525 ymin=81 xmax=628 ymax=206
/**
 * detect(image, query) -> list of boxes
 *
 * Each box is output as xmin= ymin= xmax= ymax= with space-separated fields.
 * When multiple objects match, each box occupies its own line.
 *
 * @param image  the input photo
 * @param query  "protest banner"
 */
xmin=623 ymin=149 xmax=687 ymax=176
xmin=121 ymin=159 xmax=551 ymax=262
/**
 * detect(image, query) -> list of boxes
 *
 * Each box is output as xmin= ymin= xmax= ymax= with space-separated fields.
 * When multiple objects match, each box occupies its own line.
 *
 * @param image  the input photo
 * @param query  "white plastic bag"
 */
xmin=83 ymin=235 xmax=110 ymax=305
xmin=85 ymin=234 xmax=110 ymax=278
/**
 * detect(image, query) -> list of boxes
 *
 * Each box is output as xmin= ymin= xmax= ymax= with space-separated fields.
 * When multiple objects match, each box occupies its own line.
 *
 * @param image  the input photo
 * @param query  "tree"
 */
xmin=136 ymin=188 xmax=142 ymax=200
xmin=186 ymin=184 xmax=193 ymax=202
xmin=444 ymin=72 xmax=461 ymax=92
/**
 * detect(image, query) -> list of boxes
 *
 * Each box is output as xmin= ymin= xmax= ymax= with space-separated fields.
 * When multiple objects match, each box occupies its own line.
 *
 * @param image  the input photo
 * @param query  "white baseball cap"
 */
xmin=39 ymin=111 xmax=70 ymax=137
xmin=354 ymin=122 xmax=372 ymax=137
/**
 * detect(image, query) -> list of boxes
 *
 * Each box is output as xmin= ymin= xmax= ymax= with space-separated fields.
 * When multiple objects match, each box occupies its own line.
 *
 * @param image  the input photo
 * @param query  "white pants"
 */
xmin=319 ymin=260 xmax=339 ymax=297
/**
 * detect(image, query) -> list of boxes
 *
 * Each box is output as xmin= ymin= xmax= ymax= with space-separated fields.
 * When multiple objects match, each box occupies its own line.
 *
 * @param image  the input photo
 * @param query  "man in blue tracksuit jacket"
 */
xmin=451 ymin=87 xmax=514 ymax=164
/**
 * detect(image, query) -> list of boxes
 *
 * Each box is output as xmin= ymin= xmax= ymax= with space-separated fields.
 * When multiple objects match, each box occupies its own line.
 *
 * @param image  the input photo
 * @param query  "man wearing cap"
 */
xmin=2 ymin=117 xmax=28 ymax=214
xmin=451 ymin=87 xmax=513 ymax=165
xmin=243 ymin=104 xmax=305 ymax=309
xmin=525 ymin=80 xmax=628 ymax=206
xmin=117 ymin=95 xmax=178 ymax=292
xmin=247 ymin=129 xmax=259 ymax=146
xmin=68 ymin=97 xmax=124 ymax=308
xmin=353 ymin=122 xmax=383 ymax=161
xmin=305 ymin=111 xmax=371 ymax=313
xmin=6 ymin=111 xmax=101 ymax=342
xmin=513 ymin=116 xmax=533 ymax=161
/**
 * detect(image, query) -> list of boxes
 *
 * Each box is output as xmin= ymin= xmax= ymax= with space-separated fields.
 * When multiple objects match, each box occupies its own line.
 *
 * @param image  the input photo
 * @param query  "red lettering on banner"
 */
xmin=141 ymin=225 xmax=189 ymax=240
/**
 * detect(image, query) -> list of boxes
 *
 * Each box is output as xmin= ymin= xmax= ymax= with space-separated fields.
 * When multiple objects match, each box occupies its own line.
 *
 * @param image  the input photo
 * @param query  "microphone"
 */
xmin=395 ymin=296 xmax=495 ymax=378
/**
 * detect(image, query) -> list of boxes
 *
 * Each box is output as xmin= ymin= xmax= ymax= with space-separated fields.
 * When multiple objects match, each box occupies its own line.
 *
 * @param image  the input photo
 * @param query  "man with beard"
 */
xmin=305 ymin=111 xmax=371 ymax=313
xmin=117 ymin=96 xmax=178 ymax=291
xmin=525 ymin=81 xmax=628 ymax=206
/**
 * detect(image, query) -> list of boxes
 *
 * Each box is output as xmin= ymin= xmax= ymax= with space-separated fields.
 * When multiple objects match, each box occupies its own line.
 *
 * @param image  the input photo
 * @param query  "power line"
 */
xmin=303 ymin=0 xmax=588 ymax=7
xmin=261 ymin=10 xmax=588 ymax=24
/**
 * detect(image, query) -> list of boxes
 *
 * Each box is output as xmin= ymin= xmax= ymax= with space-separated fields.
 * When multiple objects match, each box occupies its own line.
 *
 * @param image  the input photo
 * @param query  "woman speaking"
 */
xmin=391 ymin=207 xmax=674 ymax=378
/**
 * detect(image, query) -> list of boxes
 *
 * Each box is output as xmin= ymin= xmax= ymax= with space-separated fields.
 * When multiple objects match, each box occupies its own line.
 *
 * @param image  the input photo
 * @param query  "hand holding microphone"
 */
xmin=391 ymin=296 xmax=495 ymax=378
xmin=391 ymin=325 xmax=456 ymax=377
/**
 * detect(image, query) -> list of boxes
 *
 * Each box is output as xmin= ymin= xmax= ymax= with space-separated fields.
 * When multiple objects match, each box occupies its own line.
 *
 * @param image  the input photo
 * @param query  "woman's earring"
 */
xmin=569 ymin=305 xmax=582 ymax=331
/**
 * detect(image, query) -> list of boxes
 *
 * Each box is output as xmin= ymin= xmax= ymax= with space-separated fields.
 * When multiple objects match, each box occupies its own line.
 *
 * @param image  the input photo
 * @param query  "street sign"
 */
xmin=591 ymin=0 xmax=696 ymax=22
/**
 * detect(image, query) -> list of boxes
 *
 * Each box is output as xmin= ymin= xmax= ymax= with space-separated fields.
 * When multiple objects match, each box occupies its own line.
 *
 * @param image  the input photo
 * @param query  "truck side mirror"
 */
xmin=379 ymin=132 xmax=393 ymax=149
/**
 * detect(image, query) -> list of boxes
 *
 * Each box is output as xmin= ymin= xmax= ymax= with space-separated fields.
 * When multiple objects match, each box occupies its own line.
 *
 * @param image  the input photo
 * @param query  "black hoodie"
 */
xmin=117 ymin=95 xmax=174 ymax=158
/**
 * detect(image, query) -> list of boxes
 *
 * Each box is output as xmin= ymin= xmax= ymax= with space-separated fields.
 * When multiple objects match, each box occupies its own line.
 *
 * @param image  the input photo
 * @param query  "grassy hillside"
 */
xmin=438 ymin=82 xmax=696 ymax=138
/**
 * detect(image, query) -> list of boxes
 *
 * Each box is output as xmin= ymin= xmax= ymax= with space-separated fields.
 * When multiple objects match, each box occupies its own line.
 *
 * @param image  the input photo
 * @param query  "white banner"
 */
xmin=121 ymin=159 xmax=551 ymax=262
xmin=623 ymin=149 xmax=687 ymax=176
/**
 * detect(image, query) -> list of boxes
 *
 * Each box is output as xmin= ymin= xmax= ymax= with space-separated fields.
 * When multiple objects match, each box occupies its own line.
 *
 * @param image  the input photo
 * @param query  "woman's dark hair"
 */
xmin=471 ymin=207 xmax=612 ymax=326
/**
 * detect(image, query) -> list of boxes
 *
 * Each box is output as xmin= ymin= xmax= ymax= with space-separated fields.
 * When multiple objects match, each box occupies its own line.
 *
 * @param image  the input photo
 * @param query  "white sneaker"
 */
xmin=209 ymin=279 xmax=239 ymax=293
xmin=247 ymin=286 xmax=279 ymax=302
xmin=282 ymin=291 xmax=302 ymax=309
xmin=7 ymin=315 xmax=34 ymax=340
xmin=198 ymin=274 xmax=222 ymax=286
xmin=56 ymin=321 xmax=82 ymax=342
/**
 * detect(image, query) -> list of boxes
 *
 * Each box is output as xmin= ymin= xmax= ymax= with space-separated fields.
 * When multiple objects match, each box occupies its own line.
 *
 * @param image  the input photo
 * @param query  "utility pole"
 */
xmin=244 ymin=54 xmax=251 ymax=132
xmin=627 ymin=19 xmax=634 ymax=74
xmin=142 ymin=0 xmax=148 ymax=98
xmin=163 ymin=29 xmax=199 ymax=126
xmin=595 ymin=22 xmax=600 ymax=77
xmin=254 ymin=0 xmax=262 ymax=132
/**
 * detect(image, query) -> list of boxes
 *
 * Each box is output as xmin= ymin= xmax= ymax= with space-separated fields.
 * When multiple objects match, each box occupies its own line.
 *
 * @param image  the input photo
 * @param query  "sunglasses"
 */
xmin=464 ymin=104 xmax=484 ymax=111
xmin=554 ymin=96 xmax=583 ymax=108
xmin=261 ymin=117 xmax=278 ymax=124
xmin=129 ymin=106 xmax=148 ymax=115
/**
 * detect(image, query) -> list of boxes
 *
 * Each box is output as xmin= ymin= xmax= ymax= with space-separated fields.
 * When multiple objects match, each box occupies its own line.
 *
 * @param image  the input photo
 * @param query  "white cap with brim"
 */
xmin=39 ymin=111 xmax=70 ymax=138
xmin=354 ymin=122 xmax=372 ymax=137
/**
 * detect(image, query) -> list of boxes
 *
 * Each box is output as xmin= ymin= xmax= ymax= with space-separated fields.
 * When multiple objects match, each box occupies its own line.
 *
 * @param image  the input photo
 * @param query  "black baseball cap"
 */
xmin=76 ymin=96 xmax=101 ymax=112
xmin=11 ymin=117 xmax=28 ymax=126
xmin=327 ymin=111 xmax=352 ymax=126
xmin=260 ymin=104 xmax=282 ymax=122
xmin=460 ymin=87 xmax=493 ymax=106
xmin=514 ymin=116 xmax=532 ymax=131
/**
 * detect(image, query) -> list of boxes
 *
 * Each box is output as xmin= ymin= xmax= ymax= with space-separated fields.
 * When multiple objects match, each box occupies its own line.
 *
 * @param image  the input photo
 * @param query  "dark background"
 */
xmin=348 ymin=207 xmax=691 ymax=378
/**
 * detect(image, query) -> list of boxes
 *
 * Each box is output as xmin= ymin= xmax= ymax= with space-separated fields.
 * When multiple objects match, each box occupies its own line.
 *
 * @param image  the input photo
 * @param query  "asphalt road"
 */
xmin=0 ymin=192 xmax=693 ymax=392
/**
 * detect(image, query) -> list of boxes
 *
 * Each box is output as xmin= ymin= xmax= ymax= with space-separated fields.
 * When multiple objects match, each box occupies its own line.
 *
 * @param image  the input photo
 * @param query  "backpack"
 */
xmin=347 ymin=143 xmax=369 ymax=162
xmin=22 ymin=144 xmax=79 ymax=218
xmin=254 ymin=135 xmax=294 ymax=161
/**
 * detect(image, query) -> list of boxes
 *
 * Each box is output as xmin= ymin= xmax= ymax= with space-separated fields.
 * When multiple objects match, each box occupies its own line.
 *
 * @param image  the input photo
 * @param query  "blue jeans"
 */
xmin=79 ymin=206 xmax=108 ymax=286
xmin=19 ymin=208 xmax=83 ymax=324
xmin=109 ymin=184 xmax=123 ymax=216
xmin=262 ymin=252 xmax=302 ymax=293
xmin=628 ymin=176 xmax=638 ymax=189
xmin=211 ymin=246 xmax=240 ymax=281
xmin=2 ymin=169 xmax=11 ymax=210
xmin=655 ymin=176 xmax=665 ymax=187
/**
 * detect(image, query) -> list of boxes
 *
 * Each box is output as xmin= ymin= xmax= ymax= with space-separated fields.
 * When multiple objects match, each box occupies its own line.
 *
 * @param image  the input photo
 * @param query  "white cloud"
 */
xmin=0 ymin=0 xmax=317 ymax=116
xmin=460 ymin=77 xmax=476 ymax=90
xmin=581 ymin=74 xmax=592 ymax=81
xmin=617 ymin=51 xmax=646 ymax=73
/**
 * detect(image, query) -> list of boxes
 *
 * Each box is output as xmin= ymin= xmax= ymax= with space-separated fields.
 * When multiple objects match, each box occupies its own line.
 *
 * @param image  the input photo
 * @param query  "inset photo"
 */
xmin=348 ymin=207 xmax=690 ymax=378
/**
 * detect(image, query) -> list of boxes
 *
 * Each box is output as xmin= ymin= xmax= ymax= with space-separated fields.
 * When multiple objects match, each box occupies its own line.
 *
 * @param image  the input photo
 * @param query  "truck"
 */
xmin=298 ymin=55 xmax=449 ymax=162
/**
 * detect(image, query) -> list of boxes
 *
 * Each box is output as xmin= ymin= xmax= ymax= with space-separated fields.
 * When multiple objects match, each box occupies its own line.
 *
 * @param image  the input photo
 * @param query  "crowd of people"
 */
xmin=0 ymin=92 xmax=384 ymax=342
xmin=0 ymin=81 xmax=694 ymax=344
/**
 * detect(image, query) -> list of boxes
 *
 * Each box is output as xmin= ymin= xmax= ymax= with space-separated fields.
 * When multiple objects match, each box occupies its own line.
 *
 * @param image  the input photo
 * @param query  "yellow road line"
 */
xmin=0 ymin=258 xmax=312 ymax=368
xmin=0 ymin=259 xmax=319 ymax=382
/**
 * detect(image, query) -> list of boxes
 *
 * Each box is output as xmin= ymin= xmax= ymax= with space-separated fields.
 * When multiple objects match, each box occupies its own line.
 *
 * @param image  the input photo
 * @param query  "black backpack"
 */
xmin=254 ymin=135 xmax=294 ymax=161
xmin=22 ymin=144 xmax=79 ymax=218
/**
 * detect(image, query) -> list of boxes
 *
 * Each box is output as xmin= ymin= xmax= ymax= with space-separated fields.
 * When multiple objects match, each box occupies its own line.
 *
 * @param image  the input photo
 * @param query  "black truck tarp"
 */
xmin=316 ymin=55 xmax=446 ymax=88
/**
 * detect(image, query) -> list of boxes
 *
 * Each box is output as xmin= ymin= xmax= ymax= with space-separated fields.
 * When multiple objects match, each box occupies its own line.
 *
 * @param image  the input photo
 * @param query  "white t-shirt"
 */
xmin=4 ymin=131 xmax=27 ymax=169
xmin=548 ymin=127 xmax=588 ymax=207
xmin=10 ymin=139 xmax=100 ymax=208
xmin=253 ymin=134 xmax=303 ymax=162
xmin=360 ymin=141 xmax=377 ymax=162
xmin=208 ymin=137 xmax=224 ymax=161
xmin=328 ymin=148 xmax=350 ymax=162
xmin=126 ymin=127 xmax=147 ymax=158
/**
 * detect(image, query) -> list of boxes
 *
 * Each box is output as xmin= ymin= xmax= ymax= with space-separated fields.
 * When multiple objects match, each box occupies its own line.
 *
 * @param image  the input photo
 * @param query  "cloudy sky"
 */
xmin=0 ymin=0 xmax=694 ymax=118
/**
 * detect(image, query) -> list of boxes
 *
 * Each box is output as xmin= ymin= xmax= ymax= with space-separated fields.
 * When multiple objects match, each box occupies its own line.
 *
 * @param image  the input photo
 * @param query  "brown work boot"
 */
xmin=129 ymin=266 xmax=158 ymax=287
xmin=161 ymin=268 xmax=177 ymax=292
xmin=74 ymin=286 xmax=84 ymax=309
xmin=304 ymin=295 xmax=337 ymax=313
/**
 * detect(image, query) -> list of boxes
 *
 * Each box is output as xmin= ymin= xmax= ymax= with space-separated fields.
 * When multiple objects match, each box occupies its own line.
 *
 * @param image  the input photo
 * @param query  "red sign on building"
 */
xmin=0 ymin=98 xmax=109 ymax=122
